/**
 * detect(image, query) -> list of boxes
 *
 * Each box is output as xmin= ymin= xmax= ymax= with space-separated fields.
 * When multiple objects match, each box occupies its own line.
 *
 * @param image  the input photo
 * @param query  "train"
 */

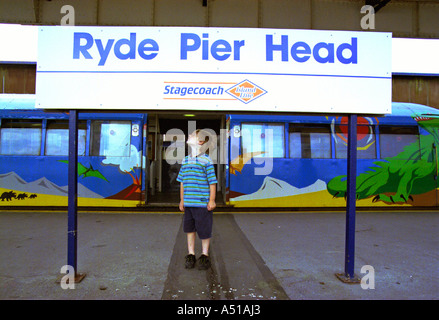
xmin=1 ymin=94 xmax=439 ymax=209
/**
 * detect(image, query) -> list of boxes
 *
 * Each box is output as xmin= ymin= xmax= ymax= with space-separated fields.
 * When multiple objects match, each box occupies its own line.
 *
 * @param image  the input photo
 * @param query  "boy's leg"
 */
xmin=185 ymin=232 xmax=197 ymax=269
xmin=183 ymin=208 xmax=197 ymax=269
xmin=197 ymin=208 xmax=213 ymax=270
xmin=198 ymin=238 xmax=211 ymax=270
xmin=201 ymin=238 xmax=210 ymax=256
xmin=183 ymin=207 xmax=196 ymax=255
xmin=187 ymin=232 xmax=196 ymax=255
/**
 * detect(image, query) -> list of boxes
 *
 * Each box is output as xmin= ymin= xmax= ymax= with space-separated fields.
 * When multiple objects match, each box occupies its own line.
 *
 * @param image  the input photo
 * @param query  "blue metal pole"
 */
xmin=68 ymin=110 xmax=78 ymax=274
xmin=345 ymin=114 xmax=357 ymax=279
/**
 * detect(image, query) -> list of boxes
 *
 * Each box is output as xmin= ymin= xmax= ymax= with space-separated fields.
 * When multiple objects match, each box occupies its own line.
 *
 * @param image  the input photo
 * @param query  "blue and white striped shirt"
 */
xmin=177 ymin=153 xmax=217 ymax=207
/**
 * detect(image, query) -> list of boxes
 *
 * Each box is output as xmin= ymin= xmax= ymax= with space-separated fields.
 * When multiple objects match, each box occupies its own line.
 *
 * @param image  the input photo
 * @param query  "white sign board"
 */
xmin=36 ymin=26 xmax=392 ymax=114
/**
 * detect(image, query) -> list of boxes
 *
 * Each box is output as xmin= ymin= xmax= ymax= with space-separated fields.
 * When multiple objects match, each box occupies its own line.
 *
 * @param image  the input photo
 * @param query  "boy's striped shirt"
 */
xmin=177 ymin=153 xmax=217 ymax=207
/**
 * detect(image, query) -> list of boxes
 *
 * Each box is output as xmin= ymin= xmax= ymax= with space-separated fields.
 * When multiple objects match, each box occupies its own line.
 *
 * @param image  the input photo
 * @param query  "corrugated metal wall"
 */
xmin=1 ymin=0 xmax=438 ymax=38
xmin=0 ymin=64 xmax=36 ymax=94
xmin=393 ymin=76 xmax=439 ymax=108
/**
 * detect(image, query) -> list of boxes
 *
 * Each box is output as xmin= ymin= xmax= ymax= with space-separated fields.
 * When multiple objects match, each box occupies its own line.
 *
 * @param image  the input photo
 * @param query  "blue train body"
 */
xmin=1 ymin=95 xmax=438 ymax=208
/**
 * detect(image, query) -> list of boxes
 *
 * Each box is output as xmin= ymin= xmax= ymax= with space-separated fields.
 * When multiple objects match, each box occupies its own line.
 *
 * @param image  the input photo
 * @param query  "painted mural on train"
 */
xmin=0 ymin=145 xmax=144 ymax=207
xmin=1 ymin=103 xmax=439 ymax=208
xmin=0 ymin=112 xmax=146 ymax=207
xmin=228 ymin=104 xmax=439 ymax=207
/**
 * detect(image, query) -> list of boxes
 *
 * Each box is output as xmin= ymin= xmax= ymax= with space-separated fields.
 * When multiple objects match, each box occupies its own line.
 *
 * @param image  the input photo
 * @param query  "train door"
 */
xmin=435 ymin=141 xmax=439 ymax=207
xmin=430 ymin=125 xmax=439 ymax=206
xmin=419 ymin=124 xmax=439 ymax=206
xmin=146 ymin=114 xmax=226 ymax=206
xmin=380 ymin=123 xmax=439 ymax=207
xmin=423 ymin=124 xmax=439 ymax=206
xmin=413 ymin=122 xmax=439 ymax=207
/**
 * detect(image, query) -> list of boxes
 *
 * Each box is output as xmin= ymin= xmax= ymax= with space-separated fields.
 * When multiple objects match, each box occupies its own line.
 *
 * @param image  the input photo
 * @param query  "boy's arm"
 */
xmin=207 ymin=183 xmax=216 ymax=211
xmin=179 ymin=182 xmax=184 ymax=212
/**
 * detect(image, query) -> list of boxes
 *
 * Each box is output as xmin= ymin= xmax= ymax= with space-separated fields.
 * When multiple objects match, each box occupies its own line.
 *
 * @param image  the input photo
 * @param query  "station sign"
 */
xmin=36 ymin=26 xmax=391 ymax=114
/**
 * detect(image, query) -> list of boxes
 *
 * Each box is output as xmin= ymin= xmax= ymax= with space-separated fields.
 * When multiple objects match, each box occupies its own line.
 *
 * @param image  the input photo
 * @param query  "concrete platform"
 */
xmin=0 ymin=210 xmax=437 ymax=300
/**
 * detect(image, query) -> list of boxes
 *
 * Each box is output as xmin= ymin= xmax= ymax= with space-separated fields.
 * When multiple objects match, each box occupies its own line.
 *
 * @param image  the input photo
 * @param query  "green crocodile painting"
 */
xmin=327 ymin=114 xmax=439 ymax=204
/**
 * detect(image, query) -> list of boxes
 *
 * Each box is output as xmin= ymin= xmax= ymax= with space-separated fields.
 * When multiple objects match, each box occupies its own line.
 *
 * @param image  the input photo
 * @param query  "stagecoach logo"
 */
xmin=226 ymin=80 xmax=267 ymax=104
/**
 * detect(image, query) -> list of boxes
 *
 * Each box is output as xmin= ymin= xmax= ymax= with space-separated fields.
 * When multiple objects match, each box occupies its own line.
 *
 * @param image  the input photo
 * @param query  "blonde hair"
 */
xmin=192 ymin=129 xmax=213 ymax=155
xmin=193 ymin=129 xmax=209 ymax=143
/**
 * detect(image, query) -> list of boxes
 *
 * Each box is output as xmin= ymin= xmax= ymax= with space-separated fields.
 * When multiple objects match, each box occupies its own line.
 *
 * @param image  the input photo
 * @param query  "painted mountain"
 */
xmin=0 ymin=171 xmax=103 ymax=198
xmin=232 ymin=176 xmax=327 ymax=201
xmin=106 ymin=184 xmax=144 ymax=201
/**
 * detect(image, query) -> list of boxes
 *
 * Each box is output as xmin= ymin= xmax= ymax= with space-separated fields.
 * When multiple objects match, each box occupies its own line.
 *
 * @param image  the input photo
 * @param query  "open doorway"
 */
xmin=147 ymin=113 xmax=226 ymax=206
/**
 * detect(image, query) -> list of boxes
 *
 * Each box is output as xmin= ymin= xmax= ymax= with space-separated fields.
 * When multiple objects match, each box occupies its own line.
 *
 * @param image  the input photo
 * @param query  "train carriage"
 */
xmin=1 ymin=95 xmax=439 ymax=209
xmin=228 ymin=102 xmax=439 ymax=208
xmin=0 ymin=101 xmax=147 ymax=208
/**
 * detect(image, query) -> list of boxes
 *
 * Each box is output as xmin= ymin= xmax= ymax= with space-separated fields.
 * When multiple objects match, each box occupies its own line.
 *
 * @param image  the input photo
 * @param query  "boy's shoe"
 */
xmin=197 ymin=254 xmax=211 ymax=270
xmin=185 ymin=254 xmax=196 ymax=269
xmin=184 ymin=254 xmax=196 ymax=269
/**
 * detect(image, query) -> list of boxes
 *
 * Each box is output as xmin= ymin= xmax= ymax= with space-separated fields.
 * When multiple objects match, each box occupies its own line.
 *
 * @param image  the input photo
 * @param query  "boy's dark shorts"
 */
xmin=183 ymin=207 xmax=213 ymax=240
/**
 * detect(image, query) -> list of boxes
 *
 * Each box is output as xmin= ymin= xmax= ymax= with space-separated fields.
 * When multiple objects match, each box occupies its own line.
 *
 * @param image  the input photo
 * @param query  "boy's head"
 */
xmin=187 ymin=129 xmax=209 ymax=147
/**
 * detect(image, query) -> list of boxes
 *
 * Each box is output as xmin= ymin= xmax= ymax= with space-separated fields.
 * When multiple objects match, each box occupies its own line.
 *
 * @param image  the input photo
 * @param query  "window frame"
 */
xmin=378 ymin=125 xmax=420 ymax=159
xmin=334 ymin=124 xmax=377 ymax=160
xmin=240 ymin=122 xmax=286 ymax=158
xmin=44 ymin=120 xmax=87 ymax=156
xmin=289 ymin=123 xmax=332 ymax=159
xmin=90 ymin=120 xmax=132 ymax=157
xmin=0 ymin=119 xmax=43 ymax=156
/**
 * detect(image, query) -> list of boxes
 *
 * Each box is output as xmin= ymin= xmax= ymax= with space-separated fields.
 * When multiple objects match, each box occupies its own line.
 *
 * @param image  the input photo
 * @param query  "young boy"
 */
xmin=177 ymin=129 xmax=217 ymax=270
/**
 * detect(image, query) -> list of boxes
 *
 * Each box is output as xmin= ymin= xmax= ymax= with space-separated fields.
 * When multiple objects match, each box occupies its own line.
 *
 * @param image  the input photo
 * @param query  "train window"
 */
xmin=379 ymin=126 xmax=419 ymax=159
xmin=334 ymin=125 xmax=377 ymax=159
xmin=90 ymin=121 xmax=131 ymax=157
xmin=45 ymin=120 xmax=87 ymax=156
xmin=289 ymin=124 xmax=331 ymax=158
xmin=241 ymin=123 xmax=285 ymax=158
xmin=0 ymin=119 xmax=42 ymax=155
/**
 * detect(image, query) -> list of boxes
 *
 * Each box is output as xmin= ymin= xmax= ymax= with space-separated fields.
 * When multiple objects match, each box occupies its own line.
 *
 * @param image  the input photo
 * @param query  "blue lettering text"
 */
xmin=73 ymin=32 xmax=159 ymax=66
xmin=180 ymin=33 xmax=244 ymax=61
xmin=163 ymin=85 xmax=224 ymax=97
xmin=73 ymin=32 xmax=93 ymax=59
xmin=266 ymin=35 xmax=358 ymax=64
